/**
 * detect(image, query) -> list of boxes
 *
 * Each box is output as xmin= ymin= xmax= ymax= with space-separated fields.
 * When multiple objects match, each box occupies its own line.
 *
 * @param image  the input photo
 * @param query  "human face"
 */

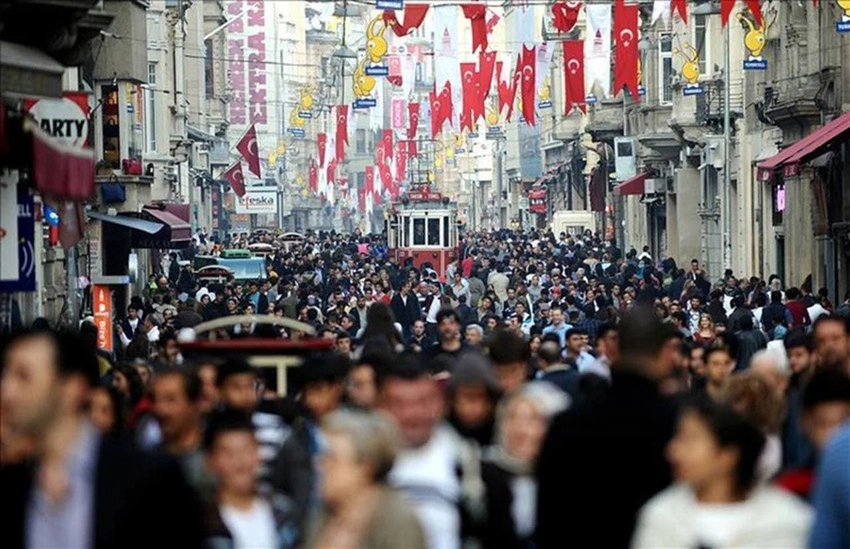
xmin=814 ymin=319 xmax=849 ymax=369
xmin=667 ymin=412 xmax=737 ymax=496
xmin=566 ymin=334 xmax=583 ymax=355
xmin=196 ymin=364 xmax=219 ymax=415
xmin=304 ymin=381 xmax=344 ymax=419
xmin=452 ymin=385 xmax=492 ymax=429
xmin=112 ymin=371 xmax=130 ymax=397
xmin=465 ymin=327 xmax=482 ymax=347
xmin=319 ymin=432 xmax=372 ymax=507
xmin=495 ymin=363 xmax=526 ymax=394
xmin=690 ymin=347 xmax=706 ymax=377
xmin=336 ymin=337 xmax=352 ymax=355
xmin=486 ymin=317 xmax=499 ymax=332
xmin=550 ymin=309 xmax=564 ymax=326
xmin=128 ymin=308 xmax=138 ymax=320
xmin=413 ymin=321 xmax=426 ymax=336
xmin=380 ymin=377 xmax=441 ymax=448
xmin=206 ymin=431 xmax=260 ymax=497
xmin=598 ymin=330 xmax=620 ymax=362
xmin=705 ymin=350 xmax=734 ymax=388
xmin=219 ymin=373 xmax=257 ymax=413
xmin=787 ymin=346 xmax=811 ymax=375
xmin=347 ymin=365 xmax=376 ymax=409
xmin=501 ymin=398 xmax=547 ymax=463
xmin=438 ymin=317 xmax=460 ymax=342
xmin=529 ymin=337 xmax=542 ymax=355
xmin=162 ymin=338 xmax=180 ymax=362
xmin=699 ymin=315 xmax=711 ymax=330
xmin=802 ymin=402 xmax=850 ymax=452
xmin=89 ymin=387 xmax=116 ymax=433
xmin=152 ymin=375 xmax=198 ymax=442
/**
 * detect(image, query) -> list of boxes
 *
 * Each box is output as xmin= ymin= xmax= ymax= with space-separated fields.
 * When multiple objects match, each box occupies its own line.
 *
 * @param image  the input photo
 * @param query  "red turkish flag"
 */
xmin=462 ymin=4 xmax=488 ymax=53
xmin=335 ymin=105 xmax=348 ymax=163
xmin=308 ymin=158 xmax=318 ymax=192
xmin=439 ymin=83 xmax=452 ymax=130
xmin=223 ymin=161 xmax=246 ymax=197
xmin=383 ymin=4 xmax=430 ymax=37
xmin=407 ymin=102 xmax=420 ymax=139
xmin=498 ymin=58 xmax=520 ymax=121
xmin=365 ymin=165 xmax=374 ymax=194
xmin=552 ymin=1 xmax=581 ymax=33
xmin=721 ymin=0 xmax=735 ymax=26
xmin=379 ymin=162 xmax=393 ymax=192
xmin=382 ymin=129 xmax=394 ymax=160
xmin=562 ymin=40 xmax=586 ymax=114
xmin=235 ymin=124 xmax=261 ymax=178
xmin=477 ymin=51 xmax=497 ymax=112
xmin=519 ymin=45 xmax=536 ymax=125
xmin=327 ymin=158 xmax=337 ymax=187
xmin=671 ymin=0 xmax=687 ymax=21
xmin=460 ymin=62 xmax=479 ymax=131
xmin=358 ymin=188 xmax=366 ymax=211
xmin=317 ymin=132 xmax=327 ymax=167
xmin=408 ymin=139 xmax=418 ymax=158
xmin=746 ymin=0 xmax=764 ymax=26
xmin=613 ymin=0 xmax=640 ymax=102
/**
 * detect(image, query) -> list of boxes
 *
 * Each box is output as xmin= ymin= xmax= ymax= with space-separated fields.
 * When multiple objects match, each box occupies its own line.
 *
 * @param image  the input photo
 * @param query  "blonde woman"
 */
xmin=693 ymin=314 xmax=717 ymax=345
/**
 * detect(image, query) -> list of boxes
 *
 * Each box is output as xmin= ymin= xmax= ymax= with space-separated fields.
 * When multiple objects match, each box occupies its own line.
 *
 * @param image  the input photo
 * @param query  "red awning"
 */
xmin=164 ymin=203 xmax=190 ymax=223
xmin=614 ymin=172 xmax=647 ymax=196
xmin=142 ymin=207 xmax=191 ymax=245
xmin=757 ymin=112 xmax=850 ymax=180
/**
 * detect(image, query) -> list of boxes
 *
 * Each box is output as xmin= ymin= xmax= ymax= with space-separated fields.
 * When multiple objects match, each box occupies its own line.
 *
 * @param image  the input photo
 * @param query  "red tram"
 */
xmin=386 ymin=188 xmax=460 ymax=279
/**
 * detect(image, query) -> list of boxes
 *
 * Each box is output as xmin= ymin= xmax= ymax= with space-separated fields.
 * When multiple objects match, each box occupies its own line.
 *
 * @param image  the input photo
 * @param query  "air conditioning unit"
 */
xmin=704 ymin=136 xmax=725 ymax=170
xmin=614 ymin=137 xmax=637 ymax=180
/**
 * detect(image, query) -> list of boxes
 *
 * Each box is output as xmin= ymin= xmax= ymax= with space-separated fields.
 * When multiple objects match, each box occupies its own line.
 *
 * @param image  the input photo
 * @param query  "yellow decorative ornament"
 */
xmin=366 ymin=15 xmax=389 ymax=64
xmin=301 ymin=188 xmax=310 ymax=198
xmin=269 ymin=152 xmax=277 ymax=165
xmin=435 ymin=155 xmax=443 ymax=169
xmin=538 ymin=76 xmax=551 ymax=101
xmin=277 ymin=143 xmax=286 ymax=155
xmin=486 ymin=104 xmax=500 ymax=126
xmin=289 ymin=108 xmax=306 ymax=128
xmin=353 ymin=58 xmax=377 ymax=99
xmin=299 ymin=87 xmax=314 ymax=111
xmin=840 ymin=0 xmax=850 ymax=19
xmin=446 ymin=146 xmax=455 ymax=159
xmin=428 ymin=170 xmax=435 ymax=182
xmin=737 ymin=12 xmax=766 ymax=59
xmin=295 ymin=175 xmax=305 ymax=186
xmin=674 ymin=44 xmax=701 ymax=86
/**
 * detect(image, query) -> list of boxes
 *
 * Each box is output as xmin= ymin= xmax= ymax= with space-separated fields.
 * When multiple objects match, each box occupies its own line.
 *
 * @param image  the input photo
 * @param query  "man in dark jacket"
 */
xmin=537 ymin=309 xmax=677 ymax=549
xmin=390 ymin=280 xmax=422 ymax=341
xmin=735 ymin=314 xmax=768 ymax=370
xmin=0 ymin=329 xmax=202 ymax=549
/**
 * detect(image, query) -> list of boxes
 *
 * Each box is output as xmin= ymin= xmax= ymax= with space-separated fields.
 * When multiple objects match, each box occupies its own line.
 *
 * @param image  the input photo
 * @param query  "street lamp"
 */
xmin=693 ymin=1 xmax=732 ymax=272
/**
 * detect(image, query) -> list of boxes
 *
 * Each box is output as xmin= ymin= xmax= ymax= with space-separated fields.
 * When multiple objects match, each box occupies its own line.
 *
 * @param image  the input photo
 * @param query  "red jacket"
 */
xmin=786 ymin=301 xmax=811 ymax=328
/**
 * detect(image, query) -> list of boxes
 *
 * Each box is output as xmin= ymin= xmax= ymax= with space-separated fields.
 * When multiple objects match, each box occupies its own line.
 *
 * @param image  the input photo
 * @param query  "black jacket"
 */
xmin=536 ymin=371 xmax=676 ymax=549
xmin=1 ymin=433 xmax=203 ymax=549
xmin=391 ymin=292 xmax=422 ymax=337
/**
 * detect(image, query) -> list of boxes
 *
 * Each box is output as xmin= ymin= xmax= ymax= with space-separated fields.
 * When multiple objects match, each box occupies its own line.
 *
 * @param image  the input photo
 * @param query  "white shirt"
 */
xmin=807 ymin=303 xmax=828 ymax=323
xmin=390 ymin=426 xmax=461 ymax=549
xmin=219 ymin=499 xmax=278 ymax=549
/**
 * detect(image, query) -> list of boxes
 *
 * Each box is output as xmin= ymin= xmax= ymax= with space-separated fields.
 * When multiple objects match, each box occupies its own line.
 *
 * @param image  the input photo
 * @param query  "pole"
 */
xmin=724 ymin=29 xmax=731 ymax=267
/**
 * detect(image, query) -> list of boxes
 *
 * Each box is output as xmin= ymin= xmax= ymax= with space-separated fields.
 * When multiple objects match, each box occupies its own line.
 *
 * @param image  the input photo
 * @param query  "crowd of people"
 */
xmin=1 ymin=227 xmax=850 ymax=549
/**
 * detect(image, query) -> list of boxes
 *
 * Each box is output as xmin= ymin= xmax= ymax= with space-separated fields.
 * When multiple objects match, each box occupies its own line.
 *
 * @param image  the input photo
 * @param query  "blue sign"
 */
xmin=486 ymin=127 xmax=505 ymax=140
xmin=0 ymin=192 xmax=36 ymax=294
xmin=638 ymin=86 xmax=646 ymax=96
xmin=538 ymin=101 xmax=552 ymax=109
xmin=683 ymin=85 xmax=705 ymax=96
xmin=365 ymin=65 xmax=389 ymax=77
xmin=287 ymin=128 xmax=305 ymax=138
xmin=468 ymin=132 xmax=479 ymax=139
xmin=354 ymin=98 xmax=377 ymax=109
xmin=377 ymin=0 xmax=403 ymax=9
xmin=298 ymin=110 xmax=313 ymax=119
xmin=743 ymin=58 xmax=767 ymax=70
xmin=586 ymin=94 xmax=598 ymax=104
xmin=838 ymin=20 xmax=850 ymax=33
xmin=44 ymin=205 xmax=60 ymax=227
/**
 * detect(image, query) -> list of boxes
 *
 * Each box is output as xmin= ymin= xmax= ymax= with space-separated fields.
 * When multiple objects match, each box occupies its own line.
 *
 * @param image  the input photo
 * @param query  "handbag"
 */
xmin=101 ymin=174 xmax=126 ymax=204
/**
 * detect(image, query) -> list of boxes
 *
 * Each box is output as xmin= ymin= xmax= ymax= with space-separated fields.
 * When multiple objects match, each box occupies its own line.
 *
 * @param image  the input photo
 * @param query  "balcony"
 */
xmin=638 ymin=105 xmax=679 ymax=162
xmin=585 ymin=97 xmax=624 ymax=144
xmin=760 ymin=68 xmax=840 ymax=129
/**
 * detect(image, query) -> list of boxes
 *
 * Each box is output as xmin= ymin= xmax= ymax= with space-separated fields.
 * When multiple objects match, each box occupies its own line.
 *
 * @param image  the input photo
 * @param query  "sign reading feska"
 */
xmin=235 ymin=190 xmax=278 ymax=214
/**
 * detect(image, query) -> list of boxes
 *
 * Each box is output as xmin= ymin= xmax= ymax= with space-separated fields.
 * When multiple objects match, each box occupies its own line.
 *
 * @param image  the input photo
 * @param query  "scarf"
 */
xmin=484 ymin=445 xmax=535 ymax=476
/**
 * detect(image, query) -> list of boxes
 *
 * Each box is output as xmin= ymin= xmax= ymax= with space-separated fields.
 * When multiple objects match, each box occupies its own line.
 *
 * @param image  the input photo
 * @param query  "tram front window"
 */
xmin=428 ymin=218 xmax=440 ymax=246
xmin=413 ymin=218 xmax=426 ymax=245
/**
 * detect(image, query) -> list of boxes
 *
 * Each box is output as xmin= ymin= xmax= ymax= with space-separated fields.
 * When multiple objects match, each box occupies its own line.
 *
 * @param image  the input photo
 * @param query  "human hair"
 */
xmin=377 ymin=351 xmax=429 ymax=389
xmin=703 ymin=342 xmax=733 ymax=364
xmin=322 ymin=410 xmax=400 ymax=483
xmin=361 ymin=302 xmax=403 ymax=348
xmin=486 ymin=329 xmax=531 ymax=366
xmin=537 ymin=340 xmax=562 ymax=365
xmin=681 ymin=397 xmax=766 ymax=498
xmin=436 ymin=307 xmax=461 ymax=324
xmin=719 ymin=371 xmax=785 ymax=433
xmin=802 ymin=370 xmax=850 ymax=411
xmin=616 ymin=306 xmax=668 ymax=361
xmin=812 ymin=313 xmax=849 ymax=336
xmin=465 ymin=324 xmax=484 ymax=338
xmin=738 ymin=314 xmax=754 ymax=331
xmin=786 ymin=287 xmax=800 ymax=300
xmin=202 ymin=408 xmax=255 ymax=452
xmin=770 ymin=290 xmax=783 ymax=304
xmin=215 ymin=357 xmax=256 ymax=388
xmin=784 ymin=328 xmax=813 ymax=352
xmin=114 ymin=364 xmax=146 ymax=407
xmin=157 ymin=369 xmax=202 ymax=402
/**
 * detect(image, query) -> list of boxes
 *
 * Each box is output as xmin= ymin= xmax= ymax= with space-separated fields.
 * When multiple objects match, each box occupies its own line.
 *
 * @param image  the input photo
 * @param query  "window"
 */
xmin=144 ymin=63 xmax=157 ymax=152
xmin=659 ymin=33 xmax=673 ymax=105
xmin=443 ymin=217 xmax=450 ymax=247
xmin=415 ymin=62 xmax=425 ymax=83
xmin=355 ymin=128 xmax=366 ymax=154
xmin=204 ymin=39 xmax=214 ymax=99
xmin=413 ymin=218 xmax=425 ymax=245
xmin=427 ymin=218 xmax=440 ymax=246
xmin=693 ymin=14 xmax=710 ymax=76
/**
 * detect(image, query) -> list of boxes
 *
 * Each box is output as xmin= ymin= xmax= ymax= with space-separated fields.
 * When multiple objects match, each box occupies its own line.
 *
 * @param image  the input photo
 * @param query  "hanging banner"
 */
xmin=563 ymin=40 xmax=586 ymax=114
xmin=383 ymin=4 xmax=429 ymax=37
xmin=585 ymin=4 xmax=612 ymax=103
xmin=552 ymin=1 xmax=581 ymax=34
xmin=613 ymin=0 xmax=640 ymax=101
xmin=391 ymin=98 xmax=406 ymax=130
xmin=519 ymin=45 xmax=537 ymax=125
xmin=0 ymin=188 xmax=35 ymax=294
xmin=336 ymin=105 xmax=348 ymax=162
xmin=407 ymin=102 xmax=420 ymax=139
xmin=433 ymin=5 xmax=461 ymax=127
xmin=739 ymin=12 xmax=768 ymax=70
xmin=528 ymin=189 xmax=547 ymax=214
xmin=536 ymin=42 xmax=555 ymax=109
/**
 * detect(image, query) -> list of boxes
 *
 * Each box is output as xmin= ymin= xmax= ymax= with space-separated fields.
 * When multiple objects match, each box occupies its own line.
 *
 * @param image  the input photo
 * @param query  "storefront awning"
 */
xmin=757 ymin=112 xmax=850 ymax=180
xmin=142 ymin=207 xmax=191 ymax=245
xmin=614 ymin=172 xmax=648 ymax=196
xmin=87 ymin=211 xmax=164 ymax=234
xmin=0 ymin=41 xmax=64 ymax=98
